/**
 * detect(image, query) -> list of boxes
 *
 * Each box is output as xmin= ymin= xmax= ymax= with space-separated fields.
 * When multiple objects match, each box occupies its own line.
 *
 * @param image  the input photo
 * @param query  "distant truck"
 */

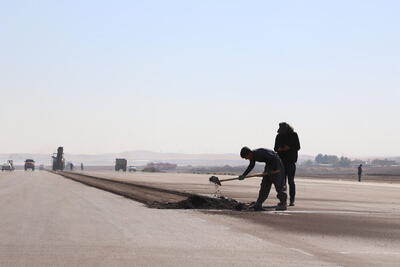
xmin=128 ymin=166 xmax=137 ymax=172
xmin=24 ymin=159 xmax=35 ymax=171
xmin=115 ymin=158 xmax=127 ymax=172
xmin=1 ymin=160 xmax=15 ymax=171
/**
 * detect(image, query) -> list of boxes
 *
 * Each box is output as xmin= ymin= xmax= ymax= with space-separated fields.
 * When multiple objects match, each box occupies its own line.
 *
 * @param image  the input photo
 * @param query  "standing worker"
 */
xmin=274 ymin=122 xmax=301 ymax=206
xmin=358 ymin=164 xmax=362 ymax=182
xmin=239 ymin=147 xmax=287 ymax=211
xmin=81 ymin=163 xmax=84 ymax=171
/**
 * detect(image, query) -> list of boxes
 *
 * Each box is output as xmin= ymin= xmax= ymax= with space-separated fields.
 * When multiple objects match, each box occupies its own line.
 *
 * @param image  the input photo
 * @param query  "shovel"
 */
xmin=209 ymin=170 xmax=280 ymax=186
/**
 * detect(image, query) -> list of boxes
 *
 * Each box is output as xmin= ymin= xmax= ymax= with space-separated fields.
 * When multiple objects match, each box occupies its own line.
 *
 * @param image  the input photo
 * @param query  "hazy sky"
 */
xmin=1 ymin=0 xmax=399 ymax=157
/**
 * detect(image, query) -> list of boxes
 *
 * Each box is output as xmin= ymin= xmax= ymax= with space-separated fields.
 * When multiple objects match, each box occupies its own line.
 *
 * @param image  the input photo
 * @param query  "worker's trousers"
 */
xmin=256 ymin=158 xmax=287 ymax=206
xmin=284 ymin=162 xmax=296 ymax=203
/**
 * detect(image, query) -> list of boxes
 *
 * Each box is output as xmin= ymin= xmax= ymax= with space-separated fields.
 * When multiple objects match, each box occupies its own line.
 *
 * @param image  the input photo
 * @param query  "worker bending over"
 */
xmin=239 ymin=147 xmax=287 ymax=211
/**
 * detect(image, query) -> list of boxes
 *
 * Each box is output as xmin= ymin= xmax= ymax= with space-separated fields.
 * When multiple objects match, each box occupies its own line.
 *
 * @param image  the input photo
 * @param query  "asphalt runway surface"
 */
xmin=1 ymin=170 xmax=399 ymax=266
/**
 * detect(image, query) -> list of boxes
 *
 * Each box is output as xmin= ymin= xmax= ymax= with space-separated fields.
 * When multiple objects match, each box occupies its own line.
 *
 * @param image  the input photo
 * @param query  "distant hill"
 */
xmin=0 ymin=150 xmax=370 ymax=167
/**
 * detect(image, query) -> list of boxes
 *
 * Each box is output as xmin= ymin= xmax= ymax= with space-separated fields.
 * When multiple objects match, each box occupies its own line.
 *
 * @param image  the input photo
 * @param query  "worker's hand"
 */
xmin=265 ymin=169 xmax=273 ymax=177
xmin=238 ymin=175 xmax=245 ymax=181
xmin=278 ymin=145 xmax=290 ymax=152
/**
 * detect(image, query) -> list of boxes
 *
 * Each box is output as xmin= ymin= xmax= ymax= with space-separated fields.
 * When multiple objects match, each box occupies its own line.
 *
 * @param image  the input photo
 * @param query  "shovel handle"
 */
xmin=218 ymin=170 xmax=280 ymax=183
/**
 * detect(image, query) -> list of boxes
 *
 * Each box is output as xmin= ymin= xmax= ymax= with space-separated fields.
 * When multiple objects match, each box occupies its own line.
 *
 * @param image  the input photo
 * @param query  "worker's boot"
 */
xmin=289 ymin=201 xmax=295 ymax=206
xmin=250 ymin=202 xmax=264 ymax=211
xmin=275 ymin=201 xmax=287 ymax=211
xmin=253 ymin=205 xmax=265 ymax=211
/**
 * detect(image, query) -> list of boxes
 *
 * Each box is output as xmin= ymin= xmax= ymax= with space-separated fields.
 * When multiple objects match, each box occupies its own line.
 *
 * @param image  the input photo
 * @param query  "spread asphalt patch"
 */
xmin=54 ymin=171 xmax=251 ymax=211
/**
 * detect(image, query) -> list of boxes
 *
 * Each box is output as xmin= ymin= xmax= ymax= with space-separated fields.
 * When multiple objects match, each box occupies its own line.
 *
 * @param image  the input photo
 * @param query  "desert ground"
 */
xmin=0 ymin=170 xmax=399 ymax=266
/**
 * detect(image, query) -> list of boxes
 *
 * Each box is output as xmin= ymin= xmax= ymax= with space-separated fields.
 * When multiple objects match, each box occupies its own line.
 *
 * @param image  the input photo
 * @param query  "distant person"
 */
xmin=81 ymin=163 xmax=84 ymax=171
xmin=239 ymin=147 xmax=287 ymax=211
xmin=358 ymin=164 xmax=362 ymax=182
xmin=70 ymin=163 xmax=74 ymax=171
xmin=274 ymin=122 xmax=301 ymax=206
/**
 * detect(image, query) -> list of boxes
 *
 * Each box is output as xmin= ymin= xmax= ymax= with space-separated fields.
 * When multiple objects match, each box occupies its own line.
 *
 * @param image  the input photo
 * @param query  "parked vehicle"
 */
xmin=128 ymin=166 xmax=137 ymax=172
xmin=1 ymin=160 xmax=14 ymax=171
xmin=24 ymin=159 xmax=35 ymax=171
xmin=115 ymin=158 xmax=127 ymax=172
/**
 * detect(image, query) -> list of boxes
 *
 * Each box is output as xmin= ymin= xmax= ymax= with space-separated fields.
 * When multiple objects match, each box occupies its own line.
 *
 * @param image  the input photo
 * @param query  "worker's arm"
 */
xmin=292 ymin=132 xmax=300 ymax=151
xmin=274 ymin=135 xmax=280 ymax=152
xmin=240 ymin=159 xmax=255 ymax=179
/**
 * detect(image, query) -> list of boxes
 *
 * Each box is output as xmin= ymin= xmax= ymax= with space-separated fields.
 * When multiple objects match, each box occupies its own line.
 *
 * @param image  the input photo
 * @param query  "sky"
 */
xmin=0 ymin=0 xmax=399 ymax=157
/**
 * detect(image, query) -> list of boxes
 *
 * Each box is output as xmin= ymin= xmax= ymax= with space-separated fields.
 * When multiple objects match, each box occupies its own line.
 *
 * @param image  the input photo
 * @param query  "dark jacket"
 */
xmin=242 ymin=148 xmax=279 ymax=177
xmin=274 ymin=132 xmax=300 ymax=164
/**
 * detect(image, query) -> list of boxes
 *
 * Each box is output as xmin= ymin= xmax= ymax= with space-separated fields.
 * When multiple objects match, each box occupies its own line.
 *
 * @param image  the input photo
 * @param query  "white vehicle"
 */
xmin=128 ymin=166 xmax=137 ymax=172
xmin=1 ymin=160 xmax=14 ymax=171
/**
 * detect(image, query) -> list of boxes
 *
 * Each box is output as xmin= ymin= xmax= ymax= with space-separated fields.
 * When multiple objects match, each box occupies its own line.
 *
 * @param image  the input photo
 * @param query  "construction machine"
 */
xmin=52 ymin=147 xmax=65 ymax=171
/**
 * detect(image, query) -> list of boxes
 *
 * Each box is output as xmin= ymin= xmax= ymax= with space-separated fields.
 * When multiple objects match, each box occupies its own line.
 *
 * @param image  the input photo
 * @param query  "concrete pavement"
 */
xmin=0 ymin=171 xmax=327 ymax=266
xmin=1 ymin=170 xmax=399 ymax=266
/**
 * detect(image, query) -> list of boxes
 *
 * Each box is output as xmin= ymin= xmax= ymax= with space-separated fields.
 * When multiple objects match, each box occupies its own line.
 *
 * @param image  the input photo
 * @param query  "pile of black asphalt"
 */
xmin=150 ymin=195 xmax=250 ymax=211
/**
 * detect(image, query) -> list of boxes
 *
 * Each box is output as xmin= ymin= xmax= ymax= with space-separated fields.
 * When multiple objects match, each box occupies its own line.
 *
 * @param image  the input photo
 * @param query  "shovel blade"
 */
xmin=209 ymin=176 xmax=221 ymax=186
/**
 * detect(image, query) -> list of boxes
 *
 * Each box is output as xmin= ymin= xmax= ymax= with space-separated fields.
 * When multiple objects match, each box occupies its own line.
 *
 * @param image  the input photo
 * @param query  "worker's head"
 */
xmin=278 ymin=122 xmax=294 ymax=134
xmin=240 ymin=146 xmax=253 ymax=160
